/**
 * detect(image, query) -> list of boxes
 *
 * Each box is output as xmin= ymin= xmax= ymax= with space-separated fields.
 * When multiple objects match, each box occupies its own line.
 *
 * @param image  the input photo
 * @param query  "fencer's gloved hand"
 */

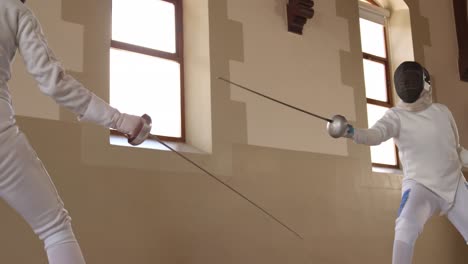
xmin=115 ymin=113 xmax=144 ymax=138
xmin=344 ymin=124 xmax=354 ymax=139
xmin=326 ymin=114 xmax=354 ymax=139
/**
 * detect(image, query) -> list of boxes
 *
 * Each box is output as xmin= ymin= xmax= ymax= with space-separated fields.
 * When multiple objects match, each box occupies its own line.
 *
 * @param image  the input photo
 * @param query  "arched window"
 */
xmin=358 ymin=0 xmax=399 ymax=168
xmin=110 ymin=0 xmax=184 ymax=142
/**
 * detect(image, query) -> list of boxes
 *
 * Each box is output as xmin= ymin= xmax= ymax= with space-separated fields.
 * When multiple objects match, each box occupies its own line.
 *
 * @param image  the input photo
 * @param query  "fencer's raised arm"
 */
xmin=331 ymin=109 xmax=400 ymax=146
xmin=352 ymin=109 xmax=400 ymax=146
xmin=445 ymin=106 xmax=468 ymax=167
xmin=15 ymin=6 xmax=141 ymax=137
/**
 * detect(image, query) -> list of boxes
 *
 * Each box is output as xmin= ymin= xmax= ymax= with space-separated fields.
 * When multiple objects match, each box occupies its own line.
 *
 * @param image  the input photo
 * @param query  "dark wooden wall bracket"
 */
xmin=453 ymin=0 xmax=468 ymax=81
xmin=287 ymin=0 xmax=315 ymax=35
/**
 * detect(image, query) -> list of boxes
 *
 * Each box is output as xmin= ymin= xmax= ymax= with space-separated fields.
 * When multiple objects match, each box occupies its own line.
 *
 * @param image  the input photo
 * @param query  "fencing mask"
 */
xmin=394 ymin=61 xmax=431 ymax=103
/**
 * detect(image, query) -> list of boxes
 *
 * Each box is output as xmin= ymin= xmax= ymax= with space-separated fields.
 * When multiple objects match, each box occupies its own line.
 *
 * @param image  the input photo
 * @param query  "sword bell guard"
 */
xmin=128 ymin=114 xmax=152 ymax=146
xmin=326 ymin=115 xmax=349 ymax=138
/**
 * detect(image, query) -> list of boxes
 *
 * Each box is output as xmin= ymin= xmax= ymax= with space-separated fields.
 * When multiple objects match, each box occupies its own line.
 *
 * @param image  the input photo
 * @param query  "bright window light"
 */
xmin=112 ymin=0 xmax=176 ymax=53
xmin=359 ymin=18 xmax=386 ymax=58
xmin=110 ymin=48 xmax=181 ymax=138
xmin=367 ymin=104 xmax=397 ymax=166
xmin=363 ymin=59 xmax=388 ymax=102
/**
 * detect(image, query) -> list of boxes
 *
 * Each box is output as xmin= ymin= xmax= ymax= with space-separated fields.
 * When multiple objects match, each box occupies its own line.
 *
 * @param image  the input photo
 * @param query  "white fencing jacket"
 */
xmin=0 ymin=0 xmax=119 ymax=127
xmin=354 ymin=103 xmax=467 ymax=205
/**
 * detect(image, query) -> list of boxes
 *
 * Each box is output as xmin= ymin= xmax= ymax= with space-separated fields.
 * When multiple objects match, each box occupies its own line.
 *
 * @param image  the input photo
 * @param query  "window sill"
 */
xmin=81 ymin=125 xmax=215 ymax=175
xmin=372 ymin=166 xmax=403 ymax=175
xmin=109 ymin=134 xmax=205 ymax=154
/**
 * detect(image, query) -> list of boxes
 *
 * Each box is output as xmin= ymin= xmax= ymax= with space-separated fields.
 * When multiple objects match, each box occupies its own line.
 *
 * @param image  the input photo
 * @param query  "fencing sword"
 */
xmin=135 ymin=115 xmax=303 ymax=239
xmin=218 ymin=77 xmax=332 ymax=123
xmin=217 ymin=77 xmax=350 ymax=138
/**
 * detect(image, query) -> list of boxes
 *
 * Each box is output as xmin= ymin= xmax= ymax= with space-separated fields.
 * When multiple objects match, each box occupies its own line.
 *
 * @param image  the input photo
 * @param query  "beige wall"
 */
xmin=0 ymin=0 xmax=467 ymax=263
xmin=227 ymin=0 xmax=354 ymax=156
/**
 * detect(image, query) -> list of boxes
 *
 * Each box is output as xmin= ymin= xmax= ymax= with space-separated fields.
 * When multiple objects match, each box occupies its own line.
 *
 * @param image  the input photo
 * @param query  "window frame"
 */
xmin=110 ymin=0 xmax=185 ymax=142
xmin=359 ymin=2 xmax=400 ymax=169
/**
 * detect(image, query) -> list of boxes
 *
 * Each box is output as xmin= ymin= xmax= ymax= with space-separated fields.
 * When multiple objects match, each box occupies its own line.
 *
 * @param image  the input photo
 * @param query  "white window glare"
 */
xmin=112 ymin=0 xmax=176 ymax=53
xmin=366 ymin=104 xmax=397 ymax=166
xmin=359 ymin=18 xmax=386 ymax=58
xmin=110 ymin=48 xmax=181 ymax=138
xmin=363 ymin=59 xmax=388 ymax=102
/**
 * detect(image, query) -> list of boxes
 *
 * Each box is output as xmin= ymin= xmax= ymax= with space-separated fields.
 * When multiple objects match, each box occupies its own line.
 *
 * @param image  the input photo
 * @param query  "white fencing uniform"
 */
xmin=353 ymin=103 xmax=468 ymax=264
xmin=0 ymin=0 xmax=142 ymax=262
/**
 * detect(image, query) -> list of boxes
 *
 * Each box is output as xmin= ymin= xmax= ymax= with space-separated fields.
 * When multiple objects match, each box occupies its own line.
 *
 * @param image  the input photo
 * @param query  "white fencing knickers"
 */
xmin=0 ymin=100 xmax=85 ymax=264
xmin=393 ymin=177 xmax=468 ymax=264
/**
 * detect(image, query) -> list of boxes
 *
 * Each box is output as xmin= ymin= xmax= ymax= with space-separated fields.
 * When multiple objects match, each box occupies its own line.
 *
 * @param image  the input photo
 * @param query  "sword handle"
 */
xmin=128 ymin=114 xmax=152 ymax=146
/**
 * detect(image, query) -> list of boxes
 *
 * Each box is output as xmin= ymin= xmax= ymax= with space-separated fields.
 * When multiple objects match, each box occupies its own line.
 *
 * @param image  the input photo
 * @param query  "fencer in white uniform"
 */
xmin=327 ymin=61 xmax=468 ymax=264
xmin=0 ymin=0 xmax=149 ymax=263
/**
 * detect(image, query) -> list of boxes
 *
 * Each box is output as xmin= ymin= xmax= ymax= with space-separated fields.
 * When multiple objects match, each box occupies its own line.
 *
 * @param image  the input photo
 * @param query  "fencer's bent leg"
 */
xmin=393 ymin=181 xmax=439 ymax=264
xmin=45 ymin=226 xmax=85 ymax=264
xmin=392 ymin=240 xmax=413 ymax=264
xmin=0 ymin=128 xmax=85 ymax=264
xmin=447 ymin=177 xmax=468 ymax=244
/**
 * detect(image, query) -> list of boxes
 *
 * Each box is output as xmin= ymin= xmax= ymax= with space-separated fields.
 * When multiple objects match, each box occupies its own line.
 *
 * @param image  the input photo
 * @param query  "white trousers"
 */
xmin=393 ymin=177 xmax=468 ymax=264
xmin=0 ymin=116 xmax=85 ymax=263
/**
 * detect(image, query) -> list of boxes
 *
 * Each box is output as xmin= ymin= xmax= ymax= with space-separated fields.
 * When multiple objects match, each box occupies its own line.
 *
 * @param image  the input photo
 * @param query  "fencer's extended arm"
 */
xmin=445 ymin=106 xmax=468 ymax=167
xmin=352 ymin=109 xmax=400 ymax=146
xmin=15 ymin=10 xmax=141 ymax=136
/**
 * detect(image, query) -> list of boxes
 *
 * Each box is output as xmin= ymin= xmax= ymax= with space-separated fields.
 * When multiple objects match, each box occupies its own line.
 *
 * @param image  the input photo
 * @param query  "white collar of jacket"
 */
xmin=396 ymin=85 xmax=432 ymax=112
